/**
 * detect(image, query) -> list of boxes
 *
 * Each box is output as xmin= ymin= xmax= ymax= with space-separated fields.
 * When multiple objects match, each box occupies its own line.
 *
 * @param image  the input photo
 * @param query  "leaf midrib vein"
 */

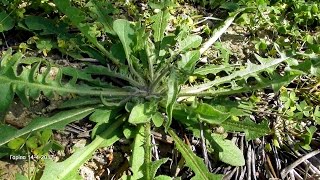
xmin=181 ymin=56 xmax=289 ymax=93
xmin=0 ymin=75 xmax=131 ymax=96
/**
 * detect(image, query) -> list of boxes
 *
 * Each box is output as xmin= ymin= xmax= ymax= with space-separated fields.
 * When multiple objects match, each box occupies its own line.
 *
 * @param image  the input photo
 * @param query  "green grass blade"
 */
xmin=0 ymin=107 xmax=96 ymax=147
xmin=41 ymin=116 xmax=125 ymax=180
xmin=199 ymin=8 xmax=245 ymax=54
xmin=168 ymin=129 xmax=223 ymax=180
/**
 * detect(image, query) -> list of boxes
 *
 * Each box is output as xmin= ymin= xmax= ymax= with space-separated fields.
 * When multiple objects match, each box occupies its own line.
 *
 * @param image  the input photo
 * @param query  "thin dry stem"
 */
xmin=280 ymin=150 xmax=320 ymax=179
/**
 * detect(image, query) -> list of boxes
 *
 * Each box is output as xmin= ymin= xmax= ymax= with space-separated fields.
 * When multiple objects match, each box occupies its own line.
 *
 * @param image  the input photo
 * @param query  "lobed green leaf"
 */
xmin=129 ymin=103 xmax=154 ymax=125
xmin=113 ymin=19 xmax=135 ymax=62
xmin=221 ymin=118 xmax=270 ymax=141
xmin=165 ymin=71 xmax=179 ymax=130
xmin=178 ymin=35 xmax=202 ymax=52
xmin=207 ymin=133 xmax=245 ymax=166
xmin=178 ymin=50 xmax=201 ymax=74
xmin=53 ymin=0 xmax=118 ymax=65
xmin=150 ymin=10 xmax=170 ymax=42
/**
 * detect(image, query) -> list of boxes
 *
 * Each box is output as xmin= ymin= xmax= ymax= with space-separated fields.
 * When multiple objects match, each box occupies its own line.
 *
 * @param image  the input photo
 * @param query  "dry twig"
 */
xmin=281 ymin=150 xmax=320 ymax=179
